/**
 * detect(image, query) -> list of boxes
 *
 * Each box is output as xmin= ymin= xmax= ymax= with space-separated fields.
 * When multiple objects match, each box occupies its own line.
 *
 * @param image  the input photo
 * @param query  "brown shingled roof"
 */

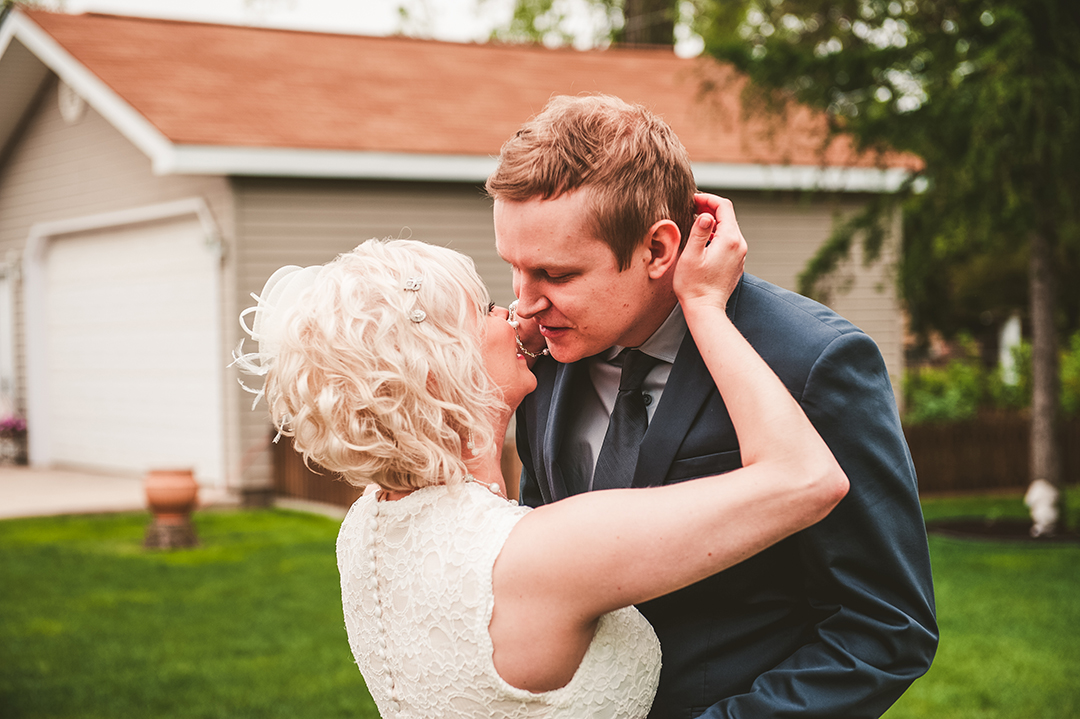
xmin=24 ymin=10 xmax=915 ymax=169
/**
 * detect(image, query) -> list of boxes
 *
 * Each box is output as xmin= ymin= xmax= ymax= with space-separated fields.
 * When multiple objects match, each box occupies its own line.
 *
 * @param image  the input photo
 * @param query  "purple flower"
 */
xmin=0 ymin=416 xmax=27 ymax=437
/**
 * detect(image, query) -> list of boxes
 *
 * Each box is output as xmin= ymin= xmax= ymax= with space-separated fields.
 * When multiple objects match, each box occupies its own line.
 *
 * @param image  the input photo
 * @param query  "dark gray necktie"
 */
xmin=591 ymin=349 xmax=662 ymax=491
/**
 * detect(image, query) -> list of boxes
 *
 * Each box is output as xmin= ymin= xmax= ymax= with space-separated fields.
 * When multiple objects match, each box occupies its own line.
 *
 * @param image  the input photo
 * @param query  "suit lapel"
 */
xmin=631 ymin=277 xmax=745 ymax=488
xmin=631 ymin=333 xmax=712 ymax=487
xmin=541 ymin=360 xmax=589 ymax=501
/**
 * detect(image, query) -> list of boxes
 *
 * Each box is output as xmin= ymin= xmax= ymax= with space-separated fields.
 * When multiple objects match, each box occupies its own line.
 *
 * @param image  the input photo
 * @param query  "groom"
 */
xmin=487 ymin=94 xmax=938 ymax=718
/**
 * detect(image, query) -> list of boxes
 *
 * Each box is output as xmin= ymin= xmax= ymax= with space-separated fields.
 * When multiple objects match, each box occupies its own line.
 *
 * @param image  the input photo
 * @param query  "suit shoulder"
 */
xmin=730 ymin=275 xmax=881 ymax=395
xmin=736 ymin=274 xmax=865 ymax=346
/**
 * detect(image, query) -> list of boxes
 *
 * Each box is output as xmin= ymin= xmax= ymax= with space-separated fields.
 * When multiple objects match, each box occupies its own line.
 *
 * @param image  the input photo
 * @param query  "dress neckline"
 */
xmin=376 ymin=476 xmax=514 ymax=504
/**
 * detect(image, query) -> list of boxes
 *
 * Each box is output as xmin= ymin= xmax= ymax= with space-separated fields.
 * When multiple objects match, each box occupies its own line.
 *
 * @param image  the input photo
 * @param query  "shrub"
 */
xmin=903 ymin=331 xmax=1080 ymax=424
xmin=1061 ymin=332 xmax=1080 ymax=417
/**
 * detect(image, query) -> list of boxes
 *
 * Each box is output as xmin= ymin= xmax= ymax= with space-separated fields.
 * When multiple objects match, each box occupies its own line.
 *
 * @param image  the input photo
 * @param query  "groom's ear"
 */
xmin=644 ymin=219 xmax=681 ymax=279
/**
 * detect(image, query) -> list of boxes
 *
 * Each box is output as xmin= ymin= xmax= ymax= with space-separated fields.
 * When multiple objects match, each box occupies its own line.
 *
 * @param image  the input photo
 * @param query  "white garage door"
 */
xmin=43 ymin=216 xmax=224 ymax=484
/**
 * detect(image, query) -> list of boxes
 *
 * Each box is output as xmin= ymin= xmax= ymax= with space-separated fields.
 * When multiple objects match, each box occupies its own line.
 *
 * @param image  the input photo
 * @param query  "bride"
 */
xmin=236 ymin=208 xmax=848 ymax=717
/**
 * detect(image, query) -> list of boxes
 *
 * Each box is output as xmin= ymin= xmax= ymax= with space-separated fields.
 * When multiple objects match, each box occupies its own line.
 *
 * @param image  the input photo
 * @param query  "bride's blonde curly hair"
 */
xmin=248 ymin=239 xmax=503 ymax=492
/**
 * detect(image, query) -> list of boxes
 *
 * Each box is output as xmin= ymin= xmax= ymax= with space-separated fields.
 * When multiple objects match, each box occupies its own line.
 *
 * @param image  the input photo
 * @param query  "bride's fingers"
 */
xmin=693 ymin=192 xmax=721 ymax=218
xmin=685 ymin=213 xmax=716 ymax=258
xmin=676 ymin=196 xmax=747 ymax=308
xmin=709 ymin=198 xmax=748 ymax=257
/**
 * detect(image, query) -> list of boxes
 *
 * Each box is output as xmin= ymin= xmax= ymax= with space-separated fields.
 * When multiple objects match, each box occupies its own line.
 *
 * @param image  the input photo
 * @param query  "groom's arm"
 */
xmin=701 ymin=330 xmax=938 ymax=719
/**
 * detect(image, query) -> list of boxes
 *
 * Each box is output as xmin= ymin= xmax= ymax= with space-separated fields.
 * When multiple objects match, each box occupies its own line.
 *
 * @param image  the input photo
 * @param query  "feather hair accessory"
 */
xmin=232 ymin=264 xmax=323 ymax=412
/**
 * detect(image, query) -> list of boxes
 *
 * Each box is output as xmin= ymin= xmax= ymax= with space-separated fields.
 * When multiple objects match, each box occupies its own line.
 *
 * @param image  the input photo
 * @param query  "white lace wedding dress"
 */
xmin=337 ymin=482 xmax=661 ymax=718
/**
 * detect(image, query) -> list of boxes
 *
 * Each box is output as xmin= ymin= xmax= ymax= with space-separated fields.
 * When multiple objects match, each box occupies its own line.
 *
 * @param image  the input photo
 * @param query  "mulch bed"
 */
xmin=926 ymin=518 xmax=1080 ymax=543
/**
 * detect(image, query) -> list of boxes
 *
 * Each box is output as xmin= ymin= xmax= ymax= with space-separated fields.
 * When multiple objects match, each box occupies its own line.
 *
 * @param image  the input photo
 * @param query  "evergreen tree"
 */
xmin=695 ymin=0 xmax=1080 ymax=532
xmin=489 ymin=0 xmax=679 ymax=47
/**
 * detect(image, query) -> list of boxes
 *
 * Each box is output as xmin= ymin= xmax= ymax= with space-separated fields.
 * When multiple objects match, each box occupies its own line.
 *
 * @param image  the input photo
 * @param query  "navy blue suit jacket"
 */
xmin=517 ymin=274 xmax=938 ymax=718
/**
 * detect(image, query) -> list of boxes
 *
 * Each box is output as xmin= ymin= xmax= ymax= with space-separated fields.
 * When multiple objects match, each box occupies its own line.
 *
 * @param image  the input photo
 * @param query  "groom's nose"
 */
xmin=511 ymin=281 xmax=548 ymax=319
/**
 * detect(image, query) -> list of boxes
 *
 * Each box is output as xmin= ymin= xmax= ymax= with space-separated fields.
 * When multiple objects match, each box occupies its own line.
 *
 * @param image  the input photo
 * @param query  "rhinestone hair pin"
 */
xmin=404 ymin=276 xmax=426 ymax=322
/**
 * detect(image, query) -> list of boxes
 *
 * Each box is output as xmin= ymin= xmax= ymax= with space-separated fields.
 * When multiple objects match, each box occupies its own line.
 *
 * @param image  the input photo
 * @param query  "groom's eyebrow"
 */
xmin=496 ymin=252 xmax=576 ymax=275
xmin=526 ymin=262 xmax=580 ymax=277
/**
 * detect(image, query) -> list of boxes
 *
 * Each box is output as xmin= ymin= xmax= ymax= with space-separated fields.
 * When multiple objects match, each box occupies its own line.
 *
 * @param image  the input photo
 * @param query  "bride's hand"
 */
xmin=673 ymin=194 xmax=747 ymax=312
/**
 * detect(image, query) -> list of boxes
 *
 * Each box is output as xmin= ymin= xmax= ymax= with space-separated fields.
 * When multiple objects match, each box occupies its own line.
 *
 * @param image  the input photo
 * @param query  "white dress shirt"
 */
xmin=560 ymin=304 xmax=688 ymax=491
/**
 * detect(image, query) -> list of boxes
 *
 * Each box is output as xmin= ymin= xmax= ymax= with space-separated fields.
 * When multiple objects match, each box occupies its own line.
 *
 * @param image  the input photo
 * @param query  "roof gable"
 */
xmin=1 ymin=9 xmax=918 ymax=189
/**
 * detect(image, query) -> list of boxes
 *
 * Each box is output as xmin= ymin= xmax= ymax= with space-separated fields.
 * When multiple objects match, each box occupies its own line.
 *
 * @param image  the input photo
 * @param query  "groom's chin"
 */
xmin=546 ymin=345 xmax=582 ymax=364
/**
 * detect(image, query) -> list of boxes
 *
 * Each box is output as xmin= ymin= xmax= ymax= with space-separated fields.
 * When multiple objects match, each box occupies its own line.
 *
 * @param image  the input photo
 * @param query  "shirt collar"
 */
xmin=603 ymin=303 xmax=687 ymax=364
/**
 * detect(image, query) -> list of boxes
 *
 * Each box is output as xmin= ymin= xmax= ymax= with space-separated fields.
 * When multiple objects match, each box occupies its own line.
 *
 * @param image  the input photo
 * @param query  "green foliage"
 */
xmin=485 ymin=0 xmax=685 ymax=47
xmin=0 ymin=0 xmax=43 ymax=13
xmin=903 ymin=331 xmax=1080 ymax=424
xmin=485 ymin=0 xmax=627 ymax=46
xmin=1061 ymin=331 xmax=1080 ymax=417
xmin=903 ymin=335 xmax=985 ymax=424
xmin=0 ymin=510 xmax=377 ymax=719
xmin=986 ymin=340 xmax=1032 ymax=411
xmin=797 ymin=193 xmax=892 ymax=302
xmin=696 ymin=0 xmax=1080 ymax=340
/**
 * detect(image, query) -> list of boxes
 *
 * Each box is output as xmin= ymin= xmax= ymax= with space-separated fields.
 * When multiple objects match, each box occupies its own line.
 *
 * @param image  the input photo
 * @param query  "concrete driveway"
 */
xmin=0 ymin=465 xmax=240 ymax=519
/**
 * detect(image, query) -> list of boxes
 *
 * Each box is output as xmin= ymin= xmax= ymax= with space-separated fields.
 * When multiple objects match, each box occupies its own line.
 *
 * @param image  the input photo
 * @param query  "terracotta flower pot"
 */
xmin=144 ymin=469 xmax=199 ymax=524
xmin=144 ymin=469 xmax=199 ymax=549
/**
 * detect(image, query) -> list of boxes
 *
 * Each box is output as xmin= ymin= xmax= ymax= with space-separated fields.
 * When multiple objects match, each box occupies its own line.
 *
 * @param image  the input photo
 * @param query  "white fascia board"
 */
xmin=693 ymin=162 xmax=909 ymax=193
xmin=7 ymin=11 xmax=173 ymax=167
xmin=164 ymin=145 xmax=500 ymax=182
xmin=167 ymin=144 xmax=910 ymax=192
xmin=0 ymin=13 xmax=19 ymax=55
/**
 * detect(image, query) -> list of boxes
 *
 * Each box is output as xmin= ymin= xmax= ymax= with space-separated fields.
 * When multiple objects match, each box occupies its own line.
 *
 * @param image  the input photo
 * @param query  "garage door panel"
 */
xmin=51 ymin=283 xmax=216 ymax=329
xmin=49 ymin=329 xmax=216 ymax=372
xmin=44 ymin=217 xmax=224 ymax=483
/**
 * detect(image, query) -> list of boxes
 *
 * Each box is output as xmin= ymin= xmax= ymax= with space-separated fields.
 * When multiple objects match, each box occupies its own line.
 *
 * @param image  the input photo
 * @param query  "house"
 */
xmin=0 ymin=8 xmax=915 ymax=499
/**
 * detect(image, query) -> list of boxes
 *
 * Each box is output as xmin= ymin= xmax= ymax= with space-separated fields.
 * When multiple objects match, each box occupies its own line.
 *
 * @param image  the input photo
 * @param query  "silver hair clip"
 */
xmin=409 ymin=309 xmax=427 ymax=323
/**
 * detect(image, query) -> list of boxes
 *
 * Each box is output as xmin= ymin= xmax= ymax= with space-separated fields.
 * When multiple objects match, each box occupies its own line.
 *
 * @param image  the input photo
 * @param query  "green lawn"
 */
xmin=885 ymin=488 xmax=1080 ymax=719
xmin=0 ymin=509 xmax=376 ymax=719
xmin=1 ymin=491 xmax=1078 ymax=719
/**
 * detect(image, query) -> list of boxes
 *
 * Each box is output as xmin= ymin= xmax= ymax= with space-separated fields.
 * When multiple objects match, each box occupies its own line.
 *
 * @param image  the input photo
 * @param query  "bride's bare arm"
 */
xmin=489 ymin=197 xmax=848 ymax=692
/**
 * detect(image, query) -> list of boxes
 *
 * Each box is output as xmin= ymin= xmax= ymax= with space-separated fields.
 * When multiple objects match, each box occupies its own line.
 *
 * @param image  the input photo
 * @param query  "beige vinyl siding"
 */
xmin=710 ymin=189 xmax=903 ymax=397
xmin=231 ymin=177 xmax=506 ymax=492
xmin=0 ymin=76 xmax=907 ymax=497
xmin=232 ymin=180 xmax=905 ymax=492
xmin=0 ymin=75 xmax=236 ymax=478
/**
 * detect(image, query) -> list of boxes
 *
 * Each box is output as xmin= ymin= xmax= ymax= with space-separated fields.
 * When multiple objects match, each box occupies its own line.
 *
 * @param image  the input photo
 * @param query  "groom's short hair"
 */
xmin=486 ymin=94 xmax=697 ymax=271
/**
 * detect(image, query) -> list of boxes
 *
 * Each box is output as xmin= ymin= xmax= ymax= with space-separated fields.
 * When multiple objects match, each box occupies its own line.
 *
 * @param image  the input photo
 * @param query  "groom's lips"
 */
xmin=538 ymin=324 xmax=569 ymax=339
